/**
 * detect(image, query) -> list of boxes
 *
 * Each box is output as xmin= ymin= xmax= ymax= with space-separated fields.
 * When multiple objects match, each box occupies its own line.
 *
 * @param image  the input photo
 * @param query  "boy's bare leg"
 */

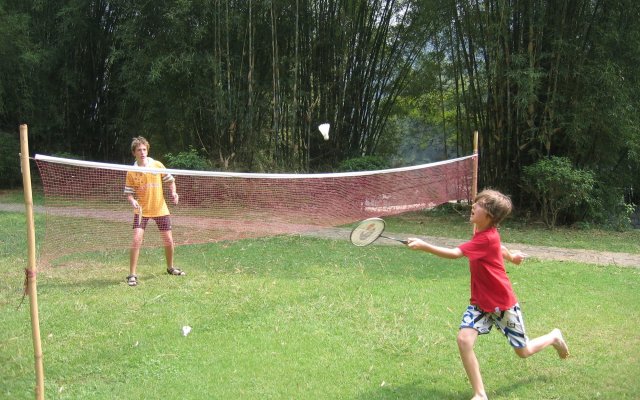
xmin=515 ymin=328 xmax=569 ymax=359
xmin=458 ymin=328 xmax=488 ymax=400
xmin=129 ymin=228 xmax=144 ymax=276
xmin=161 ymin=230 xmax=175 ymax=269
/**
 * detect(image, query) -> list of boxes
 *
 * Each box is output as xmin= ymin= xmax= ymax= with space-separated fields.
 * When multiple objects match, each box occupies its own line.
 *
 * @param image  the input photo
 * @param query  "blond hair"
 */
xmin=131 ymin=136 xmax=150 ymax=153
xmin=474 ymin=189 xmax=512 ymax=226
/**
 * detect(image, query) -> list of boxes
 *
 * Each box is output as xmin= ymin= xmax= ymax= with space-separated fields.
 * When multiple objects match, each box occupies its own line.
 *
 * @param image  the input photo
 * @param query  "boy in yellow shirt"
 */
xmin=124 ymin=136 xmax=184 ymax=286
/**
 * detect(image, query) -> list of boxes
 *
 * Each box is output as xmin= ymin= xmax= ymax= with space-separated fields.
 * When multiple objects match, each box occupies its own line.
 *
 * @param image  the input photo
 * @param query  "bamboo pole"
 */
xmin=472 ymin=130 xmax=479 ymax=200
xmin=20 ymin=124 xmax=45 ymax=400
xmin=472 ymin=130 xmax=479 ymax=234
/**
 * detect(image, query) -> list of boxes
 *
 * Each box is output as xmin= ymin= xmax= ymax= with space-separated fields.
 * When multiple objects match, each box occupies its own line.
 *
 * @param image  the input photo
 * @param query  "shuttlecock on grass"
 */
xmin=318 ymin=123 xmax=330 ymax=141
xmin=182 ymin=326 xmax=192 ymax=336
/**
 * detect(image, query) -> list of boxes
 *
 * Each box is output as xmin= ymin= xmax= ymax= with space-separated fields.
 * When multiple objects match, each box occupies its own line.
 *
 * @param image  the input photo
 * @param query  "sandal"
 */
xmin=167 ymin=267 xmax=186 ymax=276
xmin=127 ymin=274 xmax=138 ymax=286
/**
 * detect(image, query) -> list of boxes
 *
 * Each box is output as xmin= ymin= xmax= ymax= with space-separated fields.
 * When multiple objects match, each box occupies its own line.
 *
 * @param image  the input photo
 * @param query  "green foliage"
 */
xmin=164 ymin=147 xmax=210 ymax=170
xmin=521 ymin=157 xmax=596 ymax=228
xmin=2 ymin=0 xmax=639 ymax=215
xmin=336 ymin=155 xmax=390 ymax=172
xmin=51 ymin=151 xmax=83 ymax=160
xmin=0 ymin=131 xmax=21 ymax=188
xmin=585 ymin=186 xmax=636 ymax=231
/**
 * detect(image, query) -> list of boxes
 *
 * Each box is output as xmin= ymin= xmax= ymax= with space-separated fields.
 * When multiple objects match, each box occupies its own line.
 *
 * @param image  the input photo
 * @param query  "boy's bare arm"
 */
xmin=168 ymin=181 xmax=179 ymax=204
xmin=407 ymin=238 xmax=464 ymax=259
xmin=502 ymin=245 xmax=527 ymax=265
xmin=127 ymin=194 xmax=139 ymax=209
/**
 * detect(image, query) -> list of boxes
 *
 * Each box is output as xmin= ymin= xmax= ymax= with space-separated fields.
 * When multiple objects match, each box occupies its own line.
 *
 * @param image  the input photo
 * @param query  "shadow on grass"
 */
xmin=490 ymin=374 xmax=552 ymax=398
xmin=355 ymin=374 xmax=551 ymax=399
xmin=40 ymin=278 xmax=122 ymax=290
xmin=355 ymin=381 xmax=465 ymax=400
xmin=38 ymin=269 xmax=188 ymax=290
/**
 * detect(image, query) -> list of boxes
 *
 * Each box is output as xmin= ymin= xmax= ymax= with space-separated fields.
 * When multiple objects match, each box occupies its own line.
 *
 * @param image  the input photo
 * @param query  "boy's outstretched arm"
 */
xmin=407 ymin=238 xmax=464 ymax=259
xmin=502 ymin=245 xmax=527 ymax=265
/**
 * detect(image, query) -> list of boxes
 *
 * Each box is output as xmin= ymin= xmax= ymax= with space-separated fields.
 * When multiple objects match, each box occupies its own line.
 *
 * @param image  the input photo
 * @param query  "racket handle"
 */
xmin=381 ymin=235 xmax=408 ymax=244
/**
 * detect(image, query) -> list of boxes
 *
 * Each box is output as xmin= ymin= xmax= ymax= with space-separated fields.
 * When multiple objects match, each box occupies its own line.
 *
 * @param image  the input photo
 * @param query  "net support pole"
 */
xmin=472 ymin=130 xmax=478 ymax=200
xmin=20 ymin=124 xmax=45 ymax=400
xmin=472 ymin=130 xmax=479 ymax=233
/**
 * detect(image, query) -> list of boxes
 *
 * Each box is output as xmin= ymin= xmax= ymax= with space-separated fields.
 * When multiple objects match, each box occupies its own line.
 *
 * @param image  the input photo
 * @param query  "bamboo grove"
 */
xmin=1 ymin=0 xmax=639 ymax=222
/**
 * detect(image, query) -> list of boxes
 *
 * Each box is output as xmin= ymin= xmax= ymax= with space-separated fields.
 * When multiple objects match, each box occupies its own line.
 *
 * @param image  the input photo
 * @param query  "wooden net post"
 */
xmin=472 ymin=130 xmax=479 ymax=233
xmin=472 ymin=130 xmax=479 ymax=200
xmin=20 ymin=124 xmax=45 ymax=400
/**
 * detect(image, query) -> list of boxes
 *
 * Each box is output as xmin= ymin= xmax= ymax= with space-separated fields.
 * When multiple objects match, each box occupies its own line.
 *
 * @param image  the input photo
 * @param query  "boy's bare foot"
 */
xmin=552 ymin=328 xmax=570 ymax=359
xmin=470 ymin=394 xmax=488 ymax=400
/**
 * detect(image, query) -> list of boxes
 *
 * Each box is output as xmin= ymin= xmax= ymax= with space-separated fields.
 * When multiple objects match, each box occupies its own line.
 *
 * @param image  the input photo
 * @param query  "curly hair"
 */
xmin=130 ymin=136 xmax=150 ymax=153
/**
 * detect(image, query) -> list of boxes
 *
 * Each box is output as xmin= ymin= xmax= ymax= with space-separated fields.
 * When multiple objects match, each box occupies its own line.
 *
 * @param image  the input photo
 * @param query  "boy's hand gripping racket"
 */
xmin=350 ymin=217 xmax=408 ymax=246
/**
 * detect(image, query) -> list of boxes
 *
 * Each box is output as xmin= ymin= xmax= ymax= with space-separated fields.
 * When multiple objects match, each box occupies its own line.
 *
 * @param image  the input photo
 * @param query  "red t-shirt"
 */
xmin=458 ymin=227 xmax=517 ymax=312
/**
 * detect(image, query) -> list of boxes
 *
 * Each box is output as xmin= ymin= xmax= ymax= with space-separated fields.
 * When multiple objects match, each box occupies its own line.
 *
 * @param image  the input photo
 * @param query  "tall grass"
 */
xmin=1 ymin=208 xmax=639 ymax=399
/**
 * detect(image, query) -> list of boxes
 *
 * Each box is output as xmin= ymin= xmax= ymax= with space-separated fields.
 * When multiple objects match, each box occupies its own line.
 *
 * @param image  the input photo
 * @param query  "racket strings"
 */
xmin=350 ymin=218 xmax=386 ymax=246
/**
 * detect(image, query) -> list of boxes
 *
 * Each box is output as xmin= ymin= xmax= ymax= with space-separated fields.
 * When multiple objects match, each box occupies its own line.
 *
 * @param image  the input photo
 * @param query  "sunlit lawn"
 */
xmin=1 ymin=207 xmax=639 ymax=399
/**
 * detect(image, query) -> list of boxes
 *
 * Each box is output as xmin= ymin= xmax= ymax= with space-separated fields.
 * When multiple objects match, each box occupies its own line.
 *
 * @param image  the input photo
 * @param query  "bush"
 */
xmin=0 ymin=131 xmax=22 ymax=188
xmin=521 ymin=156 xmax=595 ymax=228
xmin=337 ymin=155 xmax=389 ymax=172
xmin=51 ymin=152 xmax=83 ymax=160
xmin=164 ymin=147 xmax=210 ymax=170
xmin=586 ymin=186 xmax=635 ymax=231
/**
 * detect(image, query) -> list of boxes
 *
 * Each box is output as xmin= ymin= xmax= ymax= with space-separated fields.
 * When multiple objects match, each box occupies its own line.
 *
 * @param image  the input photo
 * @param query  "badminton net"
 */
xmin=34 ymin=154 xmax=476 ymax=267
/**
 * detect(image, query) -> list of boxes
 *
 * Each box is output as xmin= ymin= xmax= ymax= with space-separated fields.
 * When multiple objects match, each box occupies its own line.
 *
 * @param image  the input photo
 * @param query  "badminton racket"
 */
xmin=350 ymin=217 xmax=408 ymax=246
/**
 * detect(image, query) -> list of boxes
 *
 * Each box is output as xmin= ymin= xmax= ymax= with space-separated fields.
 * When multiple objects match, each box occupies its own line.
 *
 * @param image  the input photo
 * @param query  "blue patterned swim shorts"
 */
xmin=459 ymin=304 xmax=529 ymax=348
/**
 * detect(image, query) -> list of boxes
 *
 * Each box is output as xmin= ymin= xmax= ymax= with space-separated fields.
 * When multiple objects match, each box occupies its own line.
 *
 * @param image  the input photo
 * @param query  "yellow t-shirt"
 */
xmin=124 ymin=158 xmax=175 ymax=217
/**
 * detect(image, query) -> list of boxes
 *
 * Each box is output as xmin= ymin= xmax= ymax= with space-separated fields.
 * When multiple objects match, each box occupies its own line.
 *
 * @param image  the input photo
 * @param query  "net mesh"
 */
xmin=34 ymin=154 xmax=475 ymax=267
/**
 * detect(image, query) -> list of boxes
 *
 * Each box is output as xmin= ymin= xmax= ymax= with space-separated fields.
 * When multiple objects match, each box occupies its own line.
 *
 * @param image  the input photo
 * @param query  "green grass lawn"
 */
xmin=1 ymin=206 xmax=639 ymax=399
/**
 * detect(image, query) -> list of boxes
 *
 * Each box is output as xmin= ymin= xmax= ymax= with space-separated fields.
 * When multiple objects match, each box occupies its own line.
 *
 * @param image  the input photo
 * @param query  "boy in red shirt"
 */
xmin=407 ymin=189 xmax=569 ymax=400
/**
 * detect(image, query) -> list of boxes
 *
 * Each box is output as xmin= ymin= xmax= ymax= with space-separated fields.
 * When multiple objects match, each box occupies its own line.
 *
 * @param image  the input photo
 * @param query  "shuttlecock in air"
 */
xmin=182 ymin=326 xmax=192 ymax=336
xmin=318 ymin=123 xmax=330 ymax=141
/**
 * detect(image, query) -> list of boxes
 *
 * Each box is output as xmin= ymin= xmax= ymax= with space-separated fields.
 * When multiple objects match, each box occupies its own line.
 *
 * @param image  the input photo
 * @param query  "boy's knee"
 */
xmin=514 ymin=347 xmax=530 ymax=358
xmin=457 ymin=330 xmax=476 ymax=350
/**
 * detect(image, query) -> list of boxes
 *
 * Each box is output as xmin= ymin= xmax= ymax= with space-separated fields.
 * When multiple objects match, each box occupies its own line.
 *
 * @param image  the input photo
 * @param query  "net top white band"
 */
xmin=34 ymin=153 xmax=475 ymax=179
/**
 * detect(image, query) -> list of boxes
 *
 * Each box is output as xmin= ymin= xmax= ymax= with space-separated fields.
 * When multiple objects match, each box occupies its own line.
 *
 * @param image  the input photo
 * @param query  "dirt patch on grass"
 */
xmin=2 ymin=203 xmax=638 ymax=268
